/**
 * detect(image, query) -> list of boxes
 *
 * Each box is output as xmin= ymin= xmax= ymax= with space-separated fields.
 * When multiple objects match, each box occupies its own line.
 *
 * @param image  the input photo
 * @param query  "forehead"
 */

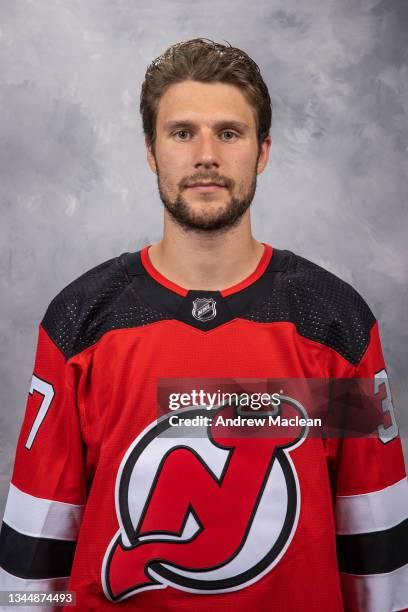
xmin=156 ymin=80 xmax=257 ymax=129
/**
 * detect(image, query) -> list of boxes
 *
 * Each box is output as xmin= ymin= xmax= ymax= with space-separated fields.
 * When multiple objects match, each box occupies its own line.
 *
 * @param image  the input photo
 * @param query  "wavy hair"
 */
xmin=140 ymin=38 xmax=272 ymax=153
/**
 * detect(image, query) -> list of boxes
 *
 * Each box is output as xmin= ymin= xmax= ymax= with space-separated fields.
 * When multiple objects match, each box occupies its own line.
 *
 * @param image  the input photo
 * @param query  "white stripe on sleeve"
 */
xmin=3 ymin=483 xmax=84 ymax=541
xmin=0 ymin=566 xmax=70 ymax=612
xmin=335 ymin=477 xmax=408 ymax=535
xmin=340 ymin=564 xmax=408 ymax=612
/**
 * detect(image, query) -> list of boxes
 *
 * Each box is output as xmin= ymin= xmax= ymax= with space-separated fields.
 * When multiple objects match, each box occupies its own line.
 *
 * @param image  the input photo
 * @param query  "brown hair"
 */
xmin=140 ymin=38 xmax=272 ymax=153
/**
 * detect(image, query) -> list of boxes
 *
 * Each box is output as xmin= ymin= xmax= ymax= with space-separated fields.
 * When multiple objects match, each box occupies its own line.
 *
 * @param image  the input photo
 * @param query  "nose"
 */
xmin=194 ymin=132 xmax=219 ymax=169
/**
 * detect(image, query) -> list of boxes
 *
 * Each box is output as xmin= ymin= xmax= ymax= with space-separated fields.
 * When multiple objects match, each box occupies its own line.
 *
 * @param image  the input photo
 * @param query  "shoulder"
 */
xmin=249 ymin=248 xmax=377 ymax=365
xmin=41 ymin=254 xmax=130 ymax=359
xmin=286 ymin=249 xmax=374 ymax=320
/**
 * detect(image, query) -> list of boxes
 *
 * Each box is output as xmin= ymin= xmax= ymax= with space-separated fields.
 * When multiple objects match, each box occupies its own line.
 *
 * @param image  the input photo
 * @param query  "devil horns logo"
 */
xmin=102 ymin=397 xmax=308 ymax=602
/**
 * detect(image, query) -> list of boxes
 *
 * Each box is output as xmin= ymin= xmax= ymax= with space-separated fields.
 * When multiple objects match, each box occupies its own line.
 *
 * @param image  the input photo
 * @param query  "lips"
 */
xmin=188 ymin=183 xmax=223 ymax=188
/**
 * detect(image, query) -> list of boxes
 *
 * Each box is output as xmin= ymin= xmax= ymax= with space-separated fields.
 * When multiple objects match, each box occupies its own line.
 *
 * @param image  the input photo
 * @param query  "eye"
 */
xmin=173 ymin=130 xmax=191 ymax=140
xmin=220 ymin=130 xmax=238 ymax=141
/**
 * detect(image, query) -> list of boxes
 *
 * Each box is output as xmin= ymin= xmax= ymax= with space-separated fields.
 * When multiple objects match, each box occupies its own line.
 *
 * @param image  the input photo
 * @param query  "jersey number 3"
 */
xmin=375 ymin=368 xmax=398 ymax=444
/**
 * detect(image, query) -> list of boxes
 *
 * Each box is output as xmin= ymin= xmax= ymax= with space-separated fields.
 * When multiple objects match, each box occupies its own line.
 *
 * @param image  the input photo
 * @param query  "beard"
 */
xmin=156 ymin=164 xmax=258 ymax=233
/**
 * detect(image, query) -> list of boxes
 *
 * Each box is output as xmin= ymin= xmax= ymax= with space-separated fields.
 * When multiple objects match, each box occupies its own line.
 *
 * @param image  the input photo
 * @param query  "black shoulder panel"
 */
xmin=241 ymin=252 xmax=376 ymax=366
xmin=41 ymin=255 xmax=172 ymax=360
xmin=41 ymin=248 xmax=376 ymax=366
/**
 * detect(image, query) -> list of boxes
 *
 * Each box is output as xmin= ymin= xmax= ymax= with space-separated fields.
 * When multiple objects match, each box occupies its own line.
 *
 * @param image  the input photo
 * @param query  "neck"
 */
xmin=147 ymin=212 xmax=265 ymax=291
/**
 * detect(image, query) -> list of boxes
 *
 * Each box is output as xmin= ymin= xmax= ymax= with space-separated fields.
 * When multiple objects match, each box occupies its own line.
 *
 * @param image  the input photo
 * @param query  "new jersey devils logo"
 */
xmin=102 ymin=397 xmax=308 ymax=602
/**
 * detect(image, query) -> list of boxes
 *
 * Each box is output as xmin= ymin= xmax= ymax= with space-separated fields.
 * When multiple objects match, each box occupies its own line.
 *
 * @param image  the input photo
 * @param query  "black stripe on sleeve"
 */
xmin=0 ymin=521 xmax=76 ymax=579
xmin=337 ymin=518 xmax=408 ymax=575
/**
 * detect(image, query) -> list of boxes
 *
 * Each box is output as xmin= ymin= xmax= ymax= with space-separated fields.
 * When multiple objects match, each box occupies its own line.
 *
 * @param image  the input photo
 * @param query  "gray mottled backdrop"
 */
xmin=1 ymin=0 xmax=407 ymax=516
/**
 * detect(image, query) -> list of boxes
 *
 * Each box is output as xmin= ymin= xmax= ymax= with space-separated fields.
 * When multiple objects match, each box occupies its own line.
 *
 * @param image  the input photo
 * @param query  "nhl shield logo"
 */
xmin=192 ymin=297 xmax=217 ymax=322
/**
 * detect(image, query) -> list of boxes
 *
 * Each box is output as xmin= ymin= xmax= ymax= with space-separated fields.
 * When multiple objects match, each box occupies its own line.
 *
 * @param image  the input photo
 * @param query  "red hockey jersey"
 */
xmin=1 ymin=243 xmax=407 ymax=611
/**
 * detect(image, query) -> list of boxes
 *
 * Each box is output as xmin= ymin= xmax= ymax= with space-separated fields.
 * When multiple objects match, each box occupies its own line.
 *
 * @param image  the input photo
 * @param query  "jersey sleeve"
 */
xmin=0 ymin=323 xmax=87 ymax=610
xmin=326 ymin=320 xmax=408 ymax=612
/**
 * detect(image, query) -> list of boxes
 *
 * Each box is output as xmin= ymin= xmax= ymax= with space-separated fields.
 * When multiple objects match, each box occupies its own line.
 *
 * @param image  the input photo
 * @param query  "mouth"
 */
xmin=187 ymin=183 xmax=225 ymax=192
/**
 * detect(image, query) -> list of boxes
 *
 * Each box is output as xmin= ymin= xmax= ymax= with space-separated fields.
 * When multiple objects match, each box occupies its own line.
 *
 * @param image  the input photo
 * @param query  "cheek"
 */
xmin=230 ymin=152 xmax=258 ymax=183
xmin=157 ymin=151 xmax=189 ymax=182
xmin=229 ymin=146 xmax=258 ymax=170
xmin=156 ymin=139 xmax=189 ymax=166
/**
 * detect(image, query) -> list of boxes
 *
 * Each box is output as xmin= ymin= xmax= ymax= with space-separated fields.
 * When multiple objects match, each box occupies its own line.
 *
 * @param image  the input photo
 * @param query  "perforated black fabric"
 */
xmin=42 ymin=249 xmax=376 ymax=366
xmin=42 ymin=256 xmax=172 ymax=360
xmin=241 ymin=253 xmax=376 ymax=366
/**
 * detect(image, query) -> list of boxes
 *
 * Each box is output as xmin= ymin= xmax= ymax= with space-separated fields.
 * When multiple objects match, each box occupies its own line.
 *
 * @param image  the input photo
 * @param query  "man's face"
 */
xmin=146 ymin=80 xmax=271 ymax=232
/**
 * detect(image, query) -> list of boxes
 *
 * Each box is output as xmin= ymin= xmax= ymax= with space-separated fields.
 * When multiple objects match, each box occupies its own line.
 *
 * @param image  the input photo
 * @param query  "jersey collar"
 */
xmin=139 ymin=243 xmax=273 ymax=298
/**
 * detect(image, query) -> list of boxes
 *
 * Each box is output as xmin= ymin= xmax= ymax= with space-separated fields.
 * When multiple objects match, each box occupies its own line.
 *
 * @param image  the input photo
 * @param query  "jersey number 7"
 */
xmin=24 ymin=375 xmax=55 ymax=450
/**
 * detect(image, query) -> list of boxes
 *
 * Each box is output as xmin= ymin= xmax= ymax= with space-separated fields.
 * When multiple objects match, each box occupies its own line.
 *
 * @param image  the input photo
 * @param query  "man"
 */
xmin=0 ymin=38 xmax=407 ymax=611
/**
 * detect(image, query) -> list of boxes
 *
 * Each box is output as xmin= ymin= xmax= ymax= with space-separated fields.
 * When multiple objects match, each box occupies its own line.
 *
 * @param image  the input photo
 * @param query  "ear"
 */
xmin=256 ymin=135 xmax=272 ymax=175
xmin=145 ymin=136 xmax=157 ymax=174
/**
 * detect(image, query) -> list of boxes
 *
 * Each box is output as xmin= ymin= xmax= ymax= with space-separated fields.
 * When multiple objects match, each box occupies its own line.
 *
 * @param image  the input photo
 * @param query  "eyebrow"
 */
xmin=163 ymin=119 xmax=250 ymax=133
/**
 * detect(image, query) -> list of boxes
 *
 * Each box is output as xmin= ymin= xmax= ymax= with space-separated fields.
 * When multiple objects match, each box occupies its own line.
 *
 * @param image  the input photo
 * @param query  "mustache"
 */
xmin=180 ymin=173 xmax=233 ymax=190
